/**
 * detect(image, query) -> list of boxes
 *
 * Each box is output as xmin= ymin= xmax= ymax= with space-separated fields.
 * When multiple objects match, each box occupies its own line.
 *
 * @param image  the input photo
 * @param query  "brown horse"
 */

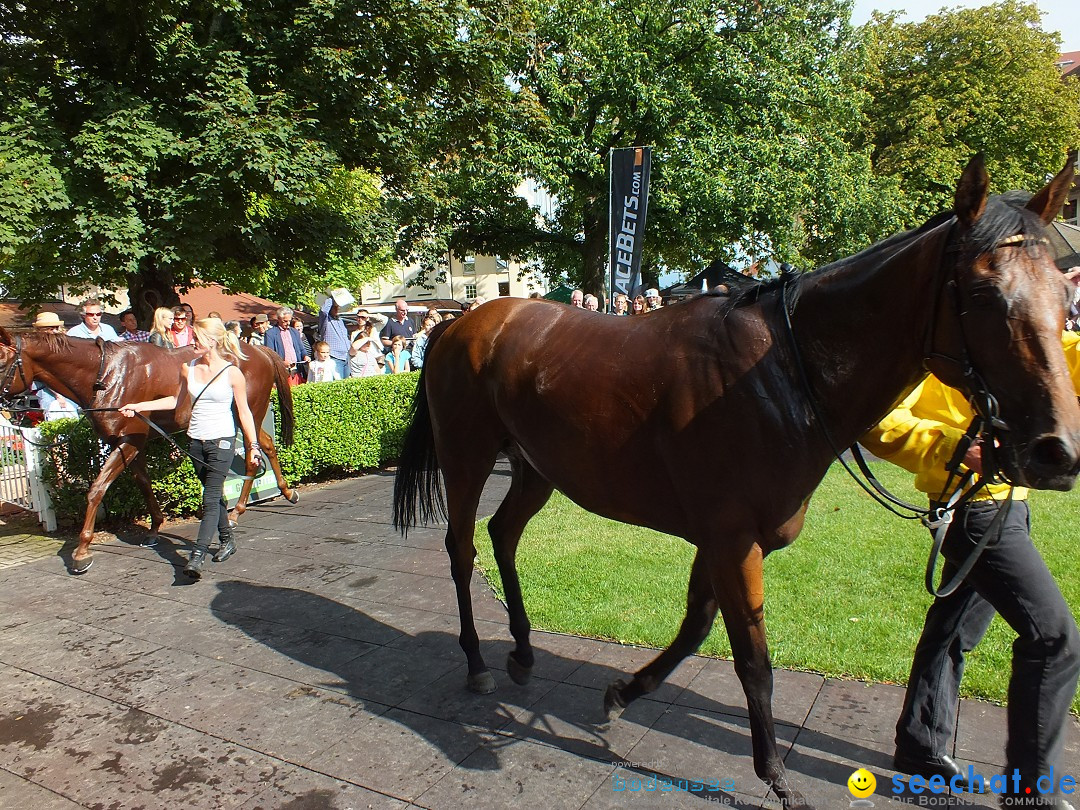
xmin=393 ymin=154 xmax=1080 ymax=807
xmin=0 ymin=331 xmax=298 ymax=571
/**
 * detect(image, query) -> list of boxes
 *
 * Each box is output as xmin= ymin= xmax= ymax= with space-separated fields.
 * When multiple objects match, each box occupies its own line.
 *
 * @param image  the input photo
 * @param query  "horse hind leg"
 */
xmin=127 ymin=444 xmax=165 ymax=539
xmin=257 ymin=425 xmax=298 ymax=504
xmin=441 ymin=448 xmax=501 ymax=694
xmin=605 ymin=548 xmax=719 ymax=716
xmin=229 ymin=426 xmax=297 ymax=524
xmin=487 ymin=455 xmax=554 ymax=686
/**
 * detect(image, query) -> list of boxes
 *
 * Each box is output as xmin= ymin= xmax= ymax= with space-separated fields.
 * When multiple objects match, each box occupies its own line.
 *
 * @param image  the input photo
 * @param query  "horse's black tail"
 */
xmin=392 ymin=325 xmax=452 ymax=535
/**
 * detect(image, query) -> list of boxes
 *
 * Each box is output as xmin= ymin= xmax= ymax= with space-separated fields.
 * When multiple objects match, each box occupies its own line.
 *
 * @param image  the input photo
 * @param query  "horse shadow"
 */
xmin=208 ymin=581 xmax=904 ymax=806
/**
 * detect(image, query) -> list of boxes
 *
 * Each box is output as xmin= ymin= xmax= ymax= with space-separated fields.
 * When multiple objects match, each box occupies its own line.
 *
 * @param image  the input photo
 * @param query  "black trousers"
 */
xmin=189 ymin=436 xmax=234 ymax=551
xmin=896 ymin=499 xmax=1080 ymax=800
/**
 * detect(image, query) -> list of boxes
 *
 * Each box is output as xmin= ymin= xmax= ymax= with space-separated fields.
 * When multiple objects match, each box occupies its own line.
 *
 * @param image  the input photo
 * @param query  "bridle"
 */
xmin=921 ymin=232 xmax=1048 ymax=451
xmin=0 ymin=335 xmax=36 ymax=416
xmin=780 ymin=223 xmax=1045 ymax=597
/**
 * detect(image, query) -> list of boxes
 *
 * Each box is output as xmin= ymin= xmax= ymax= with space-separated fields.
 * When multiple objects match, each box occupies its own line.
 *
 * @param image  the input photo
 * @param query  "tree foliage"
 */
xmin=860 ymin=0 xmax=1080 ymax=224
xmin=416 ymin=0 xmax=907 ymax=294
xmin=0 ymin=0 xmax=517 ymax=313
xmin=4 ymin=0 xmax=1076 ymax=308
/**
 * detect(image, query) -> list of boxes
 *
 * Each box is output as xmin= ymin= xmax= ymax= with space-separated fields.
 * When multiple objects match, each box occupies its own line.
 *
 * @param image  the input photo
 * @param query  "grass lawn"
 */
xmin=475 ymin=461 xmax=1080 ymax=711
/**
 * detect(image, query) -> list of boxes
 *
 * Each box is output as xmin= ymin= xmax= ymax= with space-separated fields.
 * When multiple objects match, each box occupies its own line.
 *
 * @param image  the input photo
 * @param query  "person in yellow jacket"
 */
xmin=861 ymin=331 xmax=1080 ymax=808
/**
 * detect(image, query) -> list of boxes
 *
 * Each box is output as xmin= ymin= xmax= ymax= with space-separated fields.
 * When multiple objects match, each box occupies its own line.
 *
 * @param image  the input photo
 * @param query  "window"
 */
xmin=495 ymin=256 xmax=509 ymax=273
xmin=463 ymin=255 xmax=476 ymax=275
xmin=498 ymin=282 xmax=510 ymax=297
xmin=1065 ymin=198 xmax=1078 ymax=225
xmin=465 ymin=283 xmax=477 ymax=299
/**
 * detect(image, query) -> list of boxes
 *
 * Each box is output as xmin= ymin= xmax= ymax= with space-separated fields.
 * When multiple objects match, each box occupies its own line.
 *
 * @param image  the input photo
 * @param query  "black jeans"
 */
xmin=189 ymin=436 xmax=234 ymax=551
xmin=896 ymin=499 xmax=1080 ymax=798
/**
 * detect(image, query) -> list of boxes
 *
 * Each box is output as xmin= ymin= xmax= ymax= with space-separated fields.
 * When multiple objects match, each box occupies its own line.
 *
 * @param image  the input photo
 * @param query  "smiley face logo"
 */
xmin=848 ymin=768 xmax=876 ymax=798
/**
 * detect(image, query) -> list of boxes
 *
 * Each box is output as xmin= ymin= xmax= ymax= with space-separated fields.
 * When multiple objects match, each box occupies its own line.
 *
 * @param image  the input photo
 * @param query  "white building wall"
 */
xmin=360 ymin=253 xmax=548 ymax=307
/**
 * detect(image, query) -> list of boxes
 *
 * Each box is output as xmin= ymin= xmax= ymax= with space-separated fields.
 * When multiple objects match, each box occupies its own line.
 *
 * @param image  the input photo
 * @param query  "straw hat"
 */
xmin=32 ymin=311 xmax=64 ymax=329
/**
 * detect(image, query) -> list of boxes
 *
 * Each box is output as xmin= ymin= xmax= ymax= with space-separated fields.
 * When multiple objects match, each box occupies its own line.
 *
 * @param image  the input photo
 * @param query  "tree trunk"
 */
xmin=127 ymin=258 xmax=180 ymax=327
xmin=582 ymin=214 xmax=608 ymax=304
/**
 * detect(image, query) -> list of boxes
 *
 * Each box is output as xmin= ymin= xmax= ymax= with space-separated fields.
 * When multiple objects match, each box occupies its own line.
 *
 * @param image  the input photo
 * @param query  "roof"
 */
xmin=0 ymin=283 xmax=314 ymax=331
xmin=179 ymin=284 xmax=316 ymax=326
xmin=0 ymin=301 xmax=84 ymax=331
xmin=543 ymin=284 xmax=574 ymax=303
xmin=1058 ymin=51 xmax=1080 ymax=78
xmin=661 ymin=258 xmax=744 ymax=299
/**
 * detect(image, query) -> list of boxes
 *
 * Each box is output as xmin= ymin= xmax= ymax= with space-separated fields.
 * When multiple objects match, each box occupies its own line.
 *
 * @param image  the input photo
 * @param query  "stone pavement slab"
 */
xmin=0 ymin=461 xmax=1078 ymax=809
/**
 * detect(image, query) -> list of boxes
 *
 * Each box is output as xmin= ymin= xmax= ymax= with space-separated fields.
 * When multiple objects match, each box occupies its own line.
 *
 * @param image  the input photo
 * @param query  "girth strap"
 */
xmin=93 ymin=337 xmax=108 ymax=391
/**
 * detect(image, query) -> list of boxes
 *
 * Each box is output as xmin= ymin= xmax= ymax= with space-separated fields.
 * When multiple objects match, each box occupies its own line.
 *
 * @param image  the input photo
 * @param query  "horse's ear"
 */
xmin=0 ymin=326 xmax=13 ymax=347
xmin=954 ymin=153 xmax=989 ymax=228
xmin=1025 ymin=150 xmax=1078 ymax=225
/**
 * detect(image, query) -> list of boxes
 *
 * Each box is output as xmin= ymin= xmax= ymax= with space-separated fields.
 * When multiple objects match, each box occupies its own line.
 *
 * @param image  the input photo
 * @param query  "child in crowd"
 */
xmin=385 ymin=334 xmax=412 ymax=374
xmin=308 ymin=341 xmax=341 ymax=382
xmin=348 ymin=327 xmax=384 ymax=378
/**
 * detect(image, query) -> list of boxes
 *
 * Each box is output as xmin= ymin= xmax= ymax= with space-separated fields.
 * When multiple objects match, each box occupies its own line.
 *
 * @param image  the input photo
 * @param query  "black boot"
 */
xmin=213 ymin=531 xmax=236 ymax=563
xmin=184 ymin=549 xmax=206 ymax=578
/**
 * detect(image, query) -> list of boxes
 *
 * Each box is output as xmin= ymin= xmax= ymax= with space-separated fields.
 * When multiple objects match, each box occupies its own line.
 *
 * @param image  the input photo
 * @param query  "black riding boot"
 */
xmin=213 ymin=530 xmax=236 ymax=563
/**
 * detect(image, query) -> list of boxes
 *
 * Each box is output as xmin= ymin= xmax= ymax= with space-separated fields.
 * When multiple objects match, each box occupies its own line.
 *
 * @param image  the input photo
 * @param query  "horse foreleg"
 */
xmin=127 ymin=443 xmax=164 ymax=539
xmin=72 ymin=442 xmax=140 ymax=573
xmin=714 ymin=544 xmax=811 ymax=809
xmin=605 ymin=548 xmax=719 ymax=716
xmin=487 ymin=457 xmax=554 ymax=685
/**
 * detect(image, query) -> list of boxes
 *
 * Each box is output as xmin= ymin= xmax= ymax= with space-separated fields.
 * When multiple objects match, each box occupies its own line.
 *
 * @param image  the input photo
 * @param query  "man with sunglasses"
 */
xmin=66 ymin=298 xmax=120 ymax=342
xmin=169 ymin=306 xmax=195 ymax=347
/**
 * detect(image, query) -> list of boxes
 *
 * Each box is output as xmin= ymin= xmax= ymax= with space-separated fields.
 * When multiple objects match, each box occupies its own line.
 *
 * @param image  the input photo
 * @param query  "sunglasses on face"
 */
xmin=85 ymin=312 xmax=102 ymax=317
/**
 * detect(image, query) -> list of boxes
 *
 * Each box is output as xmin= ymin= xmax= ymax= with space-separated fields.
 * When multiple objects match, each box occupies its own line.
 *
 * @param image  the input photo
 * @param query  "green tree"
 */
xmin=860 ymin=0 xmax=1080 ymax=224
xmin=0 ymin=0 xmax=519 ymax=316
xmin=416 ymin=0 xmax=905 ymax=295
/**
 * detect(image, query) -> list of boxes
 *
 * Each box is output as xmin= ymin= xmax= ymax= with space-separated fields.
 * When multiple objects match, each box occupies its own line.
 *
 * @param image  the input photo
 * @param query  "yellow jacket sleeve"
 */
xmin=860 ymin=380 xmax=966 ymax=481
xmin=1062 ymin=331 xmax=1080 ymax=391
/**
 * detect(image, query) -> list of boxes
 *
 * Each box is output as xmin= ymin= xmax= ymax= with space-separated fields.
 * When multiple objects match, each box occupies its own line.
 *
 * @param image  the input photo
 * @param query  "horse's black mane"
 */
xmin=963 ymin=190 xmax=1045 ymax=257
xmin=704 ymin=189 xmax=1045 ymax=315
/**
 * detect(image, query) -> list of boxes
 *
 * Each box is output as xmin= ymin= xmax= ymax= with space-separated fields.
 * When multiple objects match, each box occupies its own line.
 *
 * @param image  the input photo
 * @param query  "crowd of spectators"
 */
xmin=569 ymin=288 xmax=664 ymax=314
xmin=27 ymin=285 xmax=676 ymax=409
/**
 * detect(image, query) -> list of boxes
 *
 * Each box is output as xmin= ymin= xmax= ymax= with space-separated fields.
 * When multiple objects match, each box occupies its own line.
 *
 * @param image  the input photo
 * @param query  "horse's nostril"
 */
xmin=1030 ymin=436 xmax=1074 ymax=474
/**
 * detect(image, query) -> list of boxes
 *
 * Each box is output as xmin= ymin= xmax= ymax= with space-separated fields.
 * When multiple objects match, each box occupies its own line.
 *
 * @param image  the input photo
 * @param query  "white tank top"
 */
xmin=187 ymin=363 xmax=236 ymax=440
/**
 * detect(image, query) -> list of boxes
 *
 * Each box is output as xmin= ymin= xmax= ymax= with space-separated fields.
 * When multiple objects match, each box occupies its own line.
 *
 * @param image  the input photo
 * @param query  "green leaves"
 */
xmin=861 ymin=1 xmax=1080 ymax=225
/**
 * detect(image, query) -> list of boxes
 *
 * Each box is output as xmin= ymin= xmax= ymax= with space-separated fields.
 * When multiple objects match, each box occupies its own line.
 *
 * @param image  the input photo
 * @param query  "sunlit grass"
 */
xmin=475 ymin=462 xmax=1080 ymax=710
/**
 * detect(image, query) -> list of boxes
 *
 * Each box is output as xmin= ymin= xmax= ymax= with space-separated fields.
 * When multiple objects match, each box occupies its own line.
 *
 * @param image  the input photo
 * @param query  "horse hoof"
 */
xmin=287 ymin=491 xmax=299 ymax=504
xmin=506 ymin=652 xmax=533 ymax=685
xmin=69 ymin=556 xmax=94 ymax=575
xmin=604 ymin=679 xmax=628 ymax=718
xmin=466 ymin=671 xmax=497 ymax=695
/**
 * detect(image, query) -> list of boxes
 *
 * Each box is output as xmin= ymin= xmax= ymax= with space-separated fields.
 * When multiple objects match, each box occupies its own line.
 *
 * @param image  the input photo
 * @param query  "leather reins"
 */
xmin=780 ymin=226 xmax=1042 ymax=597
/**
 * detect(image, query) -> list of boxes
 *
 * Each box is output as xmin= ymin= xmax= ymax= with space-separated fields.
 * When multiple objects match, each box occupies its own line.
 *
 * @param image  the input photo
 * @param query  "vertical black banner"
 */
xmin=608 ymin=146 xmax=652 ymax=306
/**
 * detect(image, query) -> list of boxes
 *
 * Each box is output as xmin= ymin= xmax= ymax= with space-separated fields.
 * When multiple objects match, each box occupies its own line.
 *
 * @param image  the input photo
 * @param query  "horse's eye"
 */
xmin=967 ymin=282 xmax=1003 ymax=308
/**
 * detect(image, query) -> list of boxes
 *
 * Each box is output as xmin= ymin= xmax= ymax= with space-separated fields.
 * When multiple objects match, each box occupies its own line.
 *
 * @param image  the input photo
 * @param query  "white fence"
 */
xmin=0 ymin=415 xmax=57 ymax=531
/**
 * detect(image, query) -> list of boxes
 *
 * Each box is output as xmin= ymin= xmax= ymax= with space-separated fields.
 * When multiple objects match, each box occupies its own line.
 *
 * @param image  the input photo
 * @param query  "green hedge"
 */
xmin=37 ymin=372 xmax=420 ymax=525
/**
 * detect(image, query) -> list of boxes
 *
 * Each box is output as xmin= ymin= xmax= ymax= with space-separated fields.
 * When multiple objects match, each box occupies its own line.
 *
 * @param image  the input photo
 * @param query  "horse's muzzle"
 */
xmin=1016 ymin=434 xmax=1080 ymax=491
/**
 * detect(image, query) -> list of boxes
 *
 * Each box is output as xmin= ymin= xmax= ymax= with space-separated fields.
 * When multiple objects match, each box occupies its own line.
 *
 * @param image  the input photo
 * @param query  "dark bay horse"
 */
xmin=0 ymin=332 xmax=298 ymax=571
xmin=393 ymin=154 xmax=1080 ymax=808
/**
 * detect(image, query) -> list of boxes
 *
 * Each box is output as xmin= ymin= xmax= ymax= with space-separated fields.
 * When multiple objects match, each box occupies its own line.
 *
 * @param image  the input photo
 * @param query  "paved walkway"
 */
xmin=0 ymin=465 xmax=1078 ymax=809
